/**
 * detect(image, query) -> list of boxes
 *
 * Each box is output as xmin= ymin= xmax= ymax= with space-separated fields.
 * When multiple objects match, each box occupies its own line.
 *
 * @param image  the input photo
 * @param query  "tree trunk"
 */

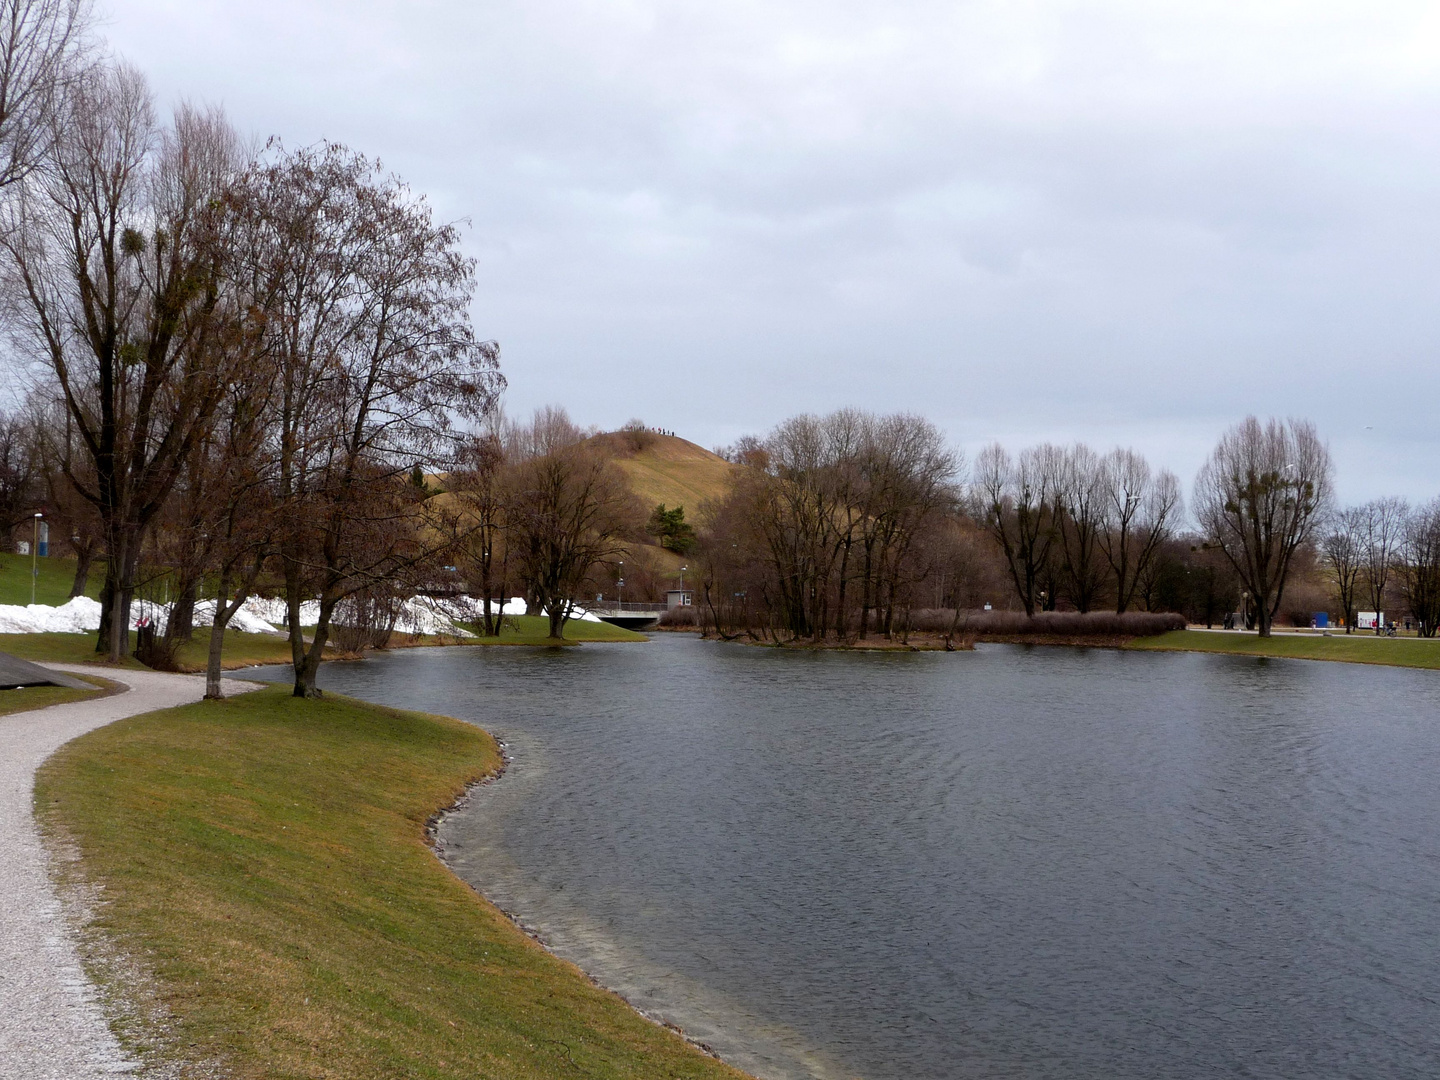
xmin=205 ymin=572 xmax=230 ymax=700
xmin=293 ymin=605 xmax=332 ymax=698
xmin=168 ymin=576 xmax=199 ymax=644
xmin=547 ymin=602 xmax=567 ymax=641
xmin=69 ymin=544 xmax=93 ymax=598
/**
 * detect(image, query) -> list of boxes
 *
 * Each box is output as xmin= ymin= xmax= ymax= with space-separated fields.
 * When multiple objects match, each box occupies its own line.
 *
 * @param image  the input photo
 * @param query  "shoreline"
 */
xmin=425 ymin=753 xmax=749 ymax=1071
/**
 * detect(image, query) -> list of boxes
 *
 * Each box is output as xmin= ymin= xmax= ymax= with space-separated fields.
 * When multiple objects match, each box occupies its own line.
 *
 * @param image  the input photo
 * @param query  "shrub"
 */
xmin=658 ymin=606 xmax=698 ymax=627
xmin=907 ymin=609 xmax=1185 ymax=637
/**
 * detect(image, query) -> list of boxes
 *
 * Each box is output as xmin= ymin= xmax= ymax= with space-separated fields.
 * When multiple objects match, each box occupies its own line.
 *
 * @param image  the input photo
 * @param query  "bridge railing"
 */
xmin=591 ymin=601 xmax=668 ymax=613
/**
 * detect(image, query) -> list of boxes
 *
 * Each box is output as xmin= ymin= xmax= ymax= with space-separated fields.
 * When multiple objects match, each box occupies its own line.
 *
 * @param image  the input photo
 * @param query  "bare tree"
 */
xmin=1399 ymin=499 xmax=1440 ymax=638
xmin=200 ymin=391 xmax=275 ymax=698
xmin=1 ymin=68 xmax=247 ymax=659
xmin=1321 ymin=506 xmax=1365 ymax=633
xmin=0 ymin=405 xmax=40 ymax=549
xmin=1097 ymin=448 xmax=1181 ymax=613
xmin=506 ymin=408 xmax=638 ymax=639
xmin=0 ymin=0 xmax=91 ymax=190
xmin=1193 ymin=417 xmax=1333 ymax=637
xmin=976 ymin=443 xmax=1058 ymax=616
xmin=856 ymin=413 xmax=959 ymax=640
xmin=233 ymin=142 xmax=503 ymax=695
xmin=1052 ymin=444 xmax=1108 ymax=612
xmin=450 ymin=421 xmax=509 ymax=635
xmin=1358 ymin=496 xmax=1407 ymax=633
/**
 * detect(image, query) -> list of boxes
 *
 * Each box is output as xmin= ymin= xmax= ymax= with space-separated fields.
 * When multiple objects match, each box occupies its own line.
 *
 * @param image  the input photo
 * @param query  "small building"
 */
xmin=666 ymin=589 xmax=694 ymax=610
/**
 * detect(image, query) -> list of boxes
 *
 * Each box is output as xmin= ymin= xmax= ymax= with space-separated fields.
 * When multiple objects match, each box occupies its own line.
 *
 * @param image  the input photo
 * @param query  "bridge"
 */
xmin=588 ymin=602 xmax=669 ymax=631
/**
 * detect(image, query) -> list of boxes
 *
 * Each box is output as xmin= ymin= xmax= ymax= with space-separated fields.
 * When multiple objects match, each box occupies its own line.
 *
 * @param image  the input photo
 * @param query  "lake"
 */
xmin=250 ymin=636 xmax=1440 ymax=1079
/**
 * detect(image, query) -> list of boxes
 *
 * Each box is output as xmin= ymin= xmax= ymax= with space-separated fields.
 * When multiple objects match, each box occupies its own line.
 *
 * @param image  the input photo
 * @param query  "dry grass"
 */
xmin=35 ymin=687 xmax=752 ymax=1080
xmin=591 ymin=432 xmax=738 ymax=516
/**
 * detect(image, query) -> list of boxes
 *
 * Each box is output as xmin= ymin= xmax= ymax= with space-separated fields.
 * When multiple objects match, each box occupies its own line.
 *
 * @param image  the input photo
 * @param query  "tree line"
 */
xmin=691 ymin=413 xmax=1440 ymax=642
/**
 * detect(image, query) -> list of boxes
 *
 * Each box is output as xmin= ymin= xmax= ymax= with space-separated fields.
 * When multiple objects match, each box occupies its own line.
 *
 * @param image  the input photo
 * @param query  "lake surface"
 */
xmin=250 ymin=637 xmax=1440 ymax=1079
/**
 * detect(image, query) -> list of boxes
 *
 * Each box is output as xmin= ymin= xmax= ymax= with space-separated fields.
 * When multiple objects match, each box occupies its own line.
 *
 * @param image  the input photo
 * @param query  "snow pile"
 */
xmin=124 ymin=595 xmax=292 ymax=637
xmin=240 ymin=596 xmax=320 ymax=627
xmin=392 ymin=596 xmax=476 ymax=638
xmin=0 ymin=591 xmax=601 ymax=639
xmin=0 ymin=596 xmax=103 ymax=634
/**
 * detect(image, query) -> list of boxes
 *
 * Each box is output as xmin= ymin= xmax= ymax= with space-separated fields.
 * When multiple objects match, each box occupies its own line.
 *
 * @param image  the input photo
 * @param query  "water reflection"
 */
xmin=249 ymin=638 xmax=1440 ymax=1079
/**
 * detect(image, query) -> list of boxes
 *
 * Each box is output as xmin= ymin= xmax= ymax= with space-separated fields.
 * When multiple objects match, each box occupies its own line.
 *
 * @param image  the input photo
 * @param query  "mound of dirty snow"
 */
xmin=0 ymin=596 xmax=103 ymax=634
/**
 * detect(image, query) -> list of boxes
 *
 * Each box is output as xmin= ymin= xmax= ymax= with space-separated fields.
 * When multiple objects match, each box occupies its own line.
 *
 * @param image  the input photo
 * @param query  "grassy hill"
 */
xmin=589 ymin=431 xmax=738 ymax=519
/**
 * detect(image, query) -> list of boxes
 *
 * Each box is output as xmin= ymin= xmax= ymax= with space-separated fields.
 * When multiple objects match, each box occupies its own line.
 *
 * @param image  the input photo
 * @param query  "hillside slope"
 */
xmin=589 ymin=432 xmax=738 ymax=518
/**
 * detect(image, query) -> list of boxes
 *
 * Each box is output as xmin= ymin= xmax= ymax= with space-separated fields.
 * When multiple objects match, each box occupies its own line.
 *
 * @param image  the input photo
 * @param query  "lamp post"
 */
xmin=31 ymin=513 xmax=41 ymax=606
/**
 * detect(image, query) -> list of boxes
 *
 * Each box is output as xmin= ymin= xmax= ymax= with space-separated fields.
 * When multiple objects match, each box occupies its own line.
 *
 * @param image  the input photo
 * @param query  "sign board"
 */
xmin=1356 ymin=611 xmax=1384 ymax=630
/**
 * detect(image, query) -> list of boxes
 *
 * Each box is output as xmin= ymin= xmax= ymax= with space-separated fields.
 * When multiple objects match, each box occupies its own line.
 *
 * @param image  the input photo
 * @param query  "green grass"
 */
xmin=1127 ymin=629 xmax=1440 ymax=669
xmin=35 ymin=687 xmax=747 ymax=1080
xmin=0 ymin=629 xmax=306 ymax=671
xmin=460 ymin=613 xmax=648 ymax=644
xmin=0 ymin=632 xmax=147 ymax=668
xmin=170 ymin=631 xmax=304 ymax=671
xmin=0 ymin=674 xmax=119 ymax=717
xmin=0 ymin=552 xmax=102 ymax=607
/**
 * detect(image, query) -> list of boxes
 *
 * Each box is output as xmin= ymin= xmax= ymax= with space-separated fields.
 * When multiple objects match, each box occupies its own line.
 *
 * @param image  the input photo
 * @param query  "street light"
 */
xmin=31 ymin=513 xmax=42 ymax=606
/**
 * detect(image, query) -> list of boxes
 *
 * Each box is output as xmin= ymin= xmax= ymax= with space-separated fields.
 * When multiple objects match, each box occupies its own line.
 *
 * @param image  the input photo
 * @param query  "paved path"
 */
xmin=0 ymin=665 xmax=255 ymax=1080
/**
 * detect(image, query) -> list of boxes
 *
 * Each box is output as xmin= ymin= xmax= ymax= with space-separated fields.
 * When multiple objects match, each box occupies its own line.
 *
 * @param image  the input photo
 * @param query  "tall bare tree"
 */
xmin=855 ymin=413 xmax=959 ymax=639
xmin=1359 ymin=495 xmax=1407 ymax=633
xmin=1399 ymin=499 xmax=1440 ymax=638
xmin=1193 ymin=417 xmax=1333 ymax=637
xmin=233 ymin=142 xmax=502 ymax=694
xmin=1 ymin=67 xmax=246 ymax=658
xmin=1097 ymin=447 xmax=1181 ymax=613
xmin=1321 ymin=506 xmax=1365 ymax=633
xmin=450 ymin=419 xmax=509 ymax=636
xmin=976 ymin=443 xmax=1058 ymax=617
xmin=0 ymin=0 xmax=91 ymax=190
xmin=1052 ymin=443 xmax=1108 ymax=612
xmin=505 ymin=408 xmax=637 ymax=640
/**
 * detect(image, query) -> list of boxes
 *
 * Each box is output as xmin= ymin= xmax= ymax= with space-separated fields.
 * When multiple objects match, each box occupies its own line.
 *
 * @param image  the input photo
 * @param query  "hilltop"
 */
xmin=586 ymin=430 xmax=739 ymax=519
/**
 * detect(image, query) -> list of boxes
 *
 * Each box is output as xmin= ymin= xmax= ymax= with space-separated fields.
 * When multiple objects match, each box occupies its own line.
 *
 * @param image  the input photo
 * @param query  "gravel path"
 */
xmin=0 ymin=665 xmax=256 ymax=1080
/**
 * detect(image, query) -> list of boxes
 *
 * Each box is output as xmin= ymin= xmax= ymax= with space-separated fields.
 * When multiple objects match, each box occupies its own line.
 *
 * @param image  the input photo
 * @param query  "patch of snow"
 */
xmin=0 ymin=591 xmax=606 ymax=641
xmin=0 ymin=597 xmax=102 ymax=634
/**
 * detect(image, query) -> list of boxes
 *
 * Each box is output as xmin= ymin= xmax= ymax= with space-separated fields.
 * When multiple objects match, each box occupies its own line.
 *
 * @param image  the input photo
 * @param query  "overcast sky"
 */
xmin=105 ymin=0 xmax=1440 ymax=502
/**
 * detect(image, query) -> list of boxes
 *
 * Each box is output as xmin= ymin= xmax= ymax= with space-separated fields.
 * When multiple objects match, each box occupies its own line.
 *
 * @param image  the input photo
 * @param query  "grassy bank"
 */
xmin=1128 ymin=630 xmax=1440 ymax=670
xmin=35 ymin=686 xmax=747 ymax=1080
xmin=0 ymin=629 xmax=305 ymax=671
xmin=0 ymin=674 xmax=119 ymax=717
xmin=460 ymin=613 xmax=648 ymax=644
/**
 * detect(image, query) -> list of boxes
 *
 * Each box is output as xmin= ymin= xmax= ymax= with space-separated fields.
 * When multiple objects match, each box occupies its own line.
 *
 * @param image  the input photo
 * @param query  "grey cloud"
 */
xmin=106 ymin=0 xmax=1440 ymax=503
